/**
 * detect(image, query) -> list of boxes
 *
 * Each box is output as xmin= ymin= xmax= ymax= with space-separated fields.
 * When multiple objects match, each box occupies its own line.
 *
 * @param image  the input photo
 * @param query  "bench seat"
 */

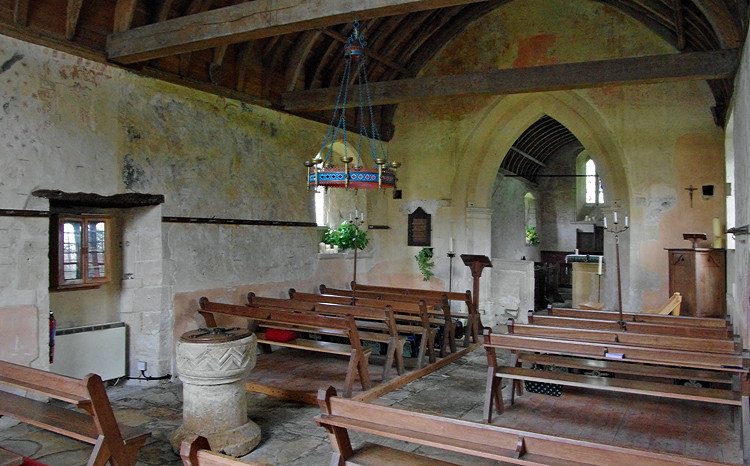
xmin=0 ymin=391 xmax=150 ymax=446
xmin=517 ymin=352 xmax=734 ymax=384
xmin=256 ymin=332 xmax=367 ymax=356
xmin=317 ymin=386 xmax=729 ymax=465
xmin=495 ymin=365 xmax=741 ymax=406
xmin=0 ymin=361 xmax=151 ymax=466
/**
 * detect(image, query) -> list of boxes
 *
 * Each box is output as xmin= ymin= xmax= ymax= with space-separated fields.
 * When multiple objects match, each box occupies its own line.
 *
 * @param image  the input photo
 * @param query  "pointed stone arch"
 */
xmin=454 ymin=92 xmax=629 ymax=211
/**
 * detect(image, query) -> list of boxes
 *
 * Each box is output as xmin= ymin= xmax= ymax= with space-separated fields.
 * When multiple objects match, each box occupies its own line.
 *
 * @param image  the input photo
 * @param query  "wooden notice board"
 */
xmin=408 ymin=207 xmax=431 ymax=246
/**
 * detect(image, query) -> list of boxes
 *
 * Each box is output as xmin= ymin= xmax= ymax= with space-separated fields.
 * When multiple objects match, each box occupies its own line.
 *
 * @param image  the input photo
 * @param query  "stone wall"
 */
xmin=728 ymin=34 xmax=750 ymax=345
xmin=0 ymin=34 xmax=337 ymax=375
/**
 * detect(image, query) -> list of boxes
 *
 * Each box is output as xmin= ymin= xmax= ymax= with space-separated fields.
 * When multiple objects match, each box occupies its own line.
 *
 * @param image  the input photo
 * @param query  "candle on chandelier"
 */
xmin=598 ymin=256 xmax=603 ymax=275
xmin=604 ymin=217 xmax=608 ymax=228
xmin=614 ymin=212 xmax=618 ymax=224
xmin=625 ymin=216 xmax=629 ymax=228
xmin=449 ymin=236 xmax=454 ymax=251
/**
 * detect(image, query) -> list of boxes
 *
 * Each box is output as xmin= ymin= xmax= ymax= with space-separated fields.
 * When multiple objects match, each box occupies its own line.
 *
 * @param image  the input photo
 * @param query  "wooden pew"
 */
xmin=315 ymin=386 xmax=729 ymax=466
xmin=247 ymin=293 xmax=407 ymax=378
xmin=482 ymin=328 xmax=750 ymax=462
xmin=199 ymin=298 xmax=371 ymax=397
xmin=288 ymin=289 xmax=443 ymax=361
xmin=528 ymin=313 xmax=734 ymax=339
xmin=548 ymin=307 xmax=730 ymax=328
xmin=508 ymin=322 xmax=740 ymax=354
xmin=352 ymin=281 xmax=481 ymax=344
xmin=0 ymin=360 xmax=151 ymax=466
xmin=320 ymin=284 xmax=462 ymax=352
xmin=180 ymin=435 xmax=265 ymax=466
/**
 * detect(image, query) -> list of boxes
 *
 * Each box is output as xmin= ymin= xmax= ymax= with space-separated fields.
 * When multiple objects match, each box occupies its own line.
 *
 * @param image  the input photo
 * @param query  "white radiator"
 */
xmin=51 ymin=322 xmax=127 ymax=381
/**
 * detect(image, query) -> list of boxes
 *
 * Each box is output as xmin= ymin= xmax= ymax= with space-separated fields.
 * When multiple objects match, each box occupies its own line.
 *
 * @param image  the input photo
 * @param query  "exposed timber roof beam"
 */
xmin=282 ymin=49 xmax=739 ymax=111
xmin=106 ymin=0 xmax=489 ymax=64
xmin=510 ymin=146 xmax=546 ymax=167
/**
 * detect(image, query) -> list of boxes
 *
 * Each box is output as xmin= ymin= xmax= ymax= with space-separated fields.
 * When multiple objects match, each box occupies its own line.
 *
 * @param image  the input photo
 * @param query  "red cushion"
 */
xmin=264 ymin=328 xmax=298 ymax=342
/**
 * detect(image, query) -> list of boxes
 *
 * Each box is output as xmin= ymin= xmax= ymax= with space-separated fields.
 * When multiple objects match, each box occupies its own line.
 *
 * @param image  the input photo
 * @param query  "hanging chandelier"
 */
xmin=305 ymin=21 xmax=400 ymax=191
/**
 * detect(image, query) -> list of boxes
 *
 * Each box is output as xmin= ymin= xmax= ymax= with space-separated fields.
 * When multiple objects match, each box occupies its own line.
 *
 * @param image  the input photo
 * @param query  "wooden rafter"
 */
xmin=113 ymin=0 xmax=138 ymax=33
xmin=673 ymin=0 xmax=686 ymax=50
xmin=66 ymin=0 xmax=84 ymax=41
xmin=282 ymin=49 xmax=739 ymax=111
xmin=106 ymin=0 xmax=489 ymax=64
xmin=13 ymin=0 xmax=29 ymax=26
xmin=321 ymin=28 xmax=414 ymax=77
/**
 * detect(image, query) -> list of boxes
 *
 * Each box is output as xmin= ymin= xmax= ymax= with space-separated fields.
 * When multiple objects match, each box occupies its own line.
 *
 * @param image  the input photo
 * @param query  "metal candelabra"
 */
xmin=604 ymin=212 xmax=629 ymax=330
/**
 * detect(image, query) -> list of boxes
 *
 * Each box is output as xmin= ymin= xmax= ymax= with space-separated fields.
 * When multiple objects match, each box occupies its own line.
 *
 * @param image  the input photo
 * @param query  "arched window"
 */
xmin=524 ymin=193 xmax=539 ymax=244
xmin=584 ymin=158 xmax=604 ymax=204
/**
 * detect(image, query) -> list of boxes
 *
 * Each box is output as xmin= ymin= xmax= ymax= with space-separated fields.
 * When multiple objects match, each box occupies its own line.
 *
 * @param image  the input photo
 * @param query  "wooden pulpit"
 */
xmin=460 ymin=254 xmax=492 ymax=324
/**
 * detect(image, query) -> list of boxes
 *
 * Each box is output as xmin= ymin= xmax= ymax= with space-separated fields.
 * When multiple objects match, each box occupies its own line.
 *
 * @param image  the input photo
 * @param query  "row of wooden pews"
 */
xmin=0 ymin=360 xmax=151 ymax=465
xmin=197 ymin=283 xmax=480 ymax=399
xmin=484 ymin=306 xmax=750 ymax=462
xmin=199 ymin=297 xmax=373 ymax=397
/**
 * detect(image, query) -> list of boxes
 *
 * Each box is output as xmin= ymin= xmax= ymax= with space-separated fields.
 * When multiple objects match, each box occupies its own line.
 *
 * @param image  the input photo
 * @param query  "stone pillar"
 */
xmin=170 ymin=327 xmax=260 ymax=457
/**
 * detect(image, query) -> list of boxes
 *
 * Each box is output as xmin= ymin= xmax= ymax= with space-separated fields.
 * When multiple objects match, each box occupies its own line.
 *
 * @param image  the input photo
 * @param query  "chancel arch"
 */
xmin=453 ymin=92 xmax=630 ymax=317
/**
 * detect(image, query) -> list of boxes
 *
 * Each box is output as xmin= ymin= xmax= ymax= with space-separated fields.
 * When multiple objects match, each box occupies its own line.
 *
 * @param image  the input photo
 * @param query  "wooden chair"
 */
xmin=0 ymin=360 xmax=151 ymax=466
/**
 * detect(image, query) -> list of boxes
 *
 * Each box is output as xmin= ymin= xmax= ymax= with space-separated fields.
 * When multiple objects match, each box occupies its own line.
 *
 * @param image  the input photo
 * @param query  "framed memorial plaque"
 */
xmin=408 ymin=207 xmax=431 ymax=246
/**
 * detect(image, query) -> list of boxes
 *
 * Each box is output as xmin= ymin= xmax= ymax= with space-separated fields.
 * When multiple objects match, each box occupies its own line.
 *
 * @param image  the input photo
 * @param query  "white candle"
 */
xmin=361 ymin=211 xmax=365 ymax=221
xmin=613 ymin=212 xmax=618 ymax=224
xmin=598 ymin=256 xmax=603 ymax=275
xmin=449 ymin=237 xmax=454 ymax=251
xmin=604 ymin=217 xmax=608 ymax=228
xmin=575 ymin=249 xmax=579 ymax=255
xmin=625 ymin=216 xmax=629 ymax=228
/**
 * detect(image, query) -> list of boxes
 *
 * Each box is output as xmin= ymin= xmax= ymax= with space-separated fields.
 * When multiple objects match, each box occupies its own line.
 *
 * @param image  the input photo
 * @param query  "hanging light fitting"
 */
xmin=305 ymin=22 xmax=400 ymax=191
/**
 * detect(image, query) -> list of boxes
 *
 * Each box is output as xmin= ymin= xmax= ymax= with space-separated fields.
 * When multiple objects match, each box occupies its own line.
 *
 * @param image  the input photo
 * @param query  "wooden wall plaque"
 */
xmin=408 ymin=207 xmax=431 ymax=246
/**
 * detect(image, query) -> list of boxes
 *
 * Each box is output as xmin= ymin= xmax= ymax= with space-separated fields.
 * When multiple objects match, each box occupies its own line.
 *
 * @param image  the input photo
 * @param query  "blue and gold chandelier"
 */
xmin=305 ymin=22 xmax=399 ymax=191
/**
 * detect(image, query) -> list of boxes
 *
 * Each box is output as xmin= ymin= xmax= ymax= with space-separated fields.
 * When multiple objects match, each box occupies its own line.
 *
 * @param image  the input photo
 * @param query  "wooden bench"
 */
xmin=315 ymin=386 xmax=730 ymax=465
xmin=352 ymin=281 xmax=481 ymax=344
xmin=320 ymin=284 xmax=463 ymax=352
xmin=482 ymin=328 xmax=750 ymax=462
xmin=508 ymin=321 xmax=740 ymax=354
xmin=548 ymin=307 xmax=730 ymax=328
xmin=528 ymin=313 xmax=734 ymax=339
xmin=288 ymin=289 xmax=443 ymax=361
xmin=199 ymin=298 xmax=371 ymax=397
xmin=179 ymin=435 xmax=264 ymax=466
xmin=247 ymin=293 xmax=408 ymax=378
xmin=0 ymin=360 xmax=151 ymax=466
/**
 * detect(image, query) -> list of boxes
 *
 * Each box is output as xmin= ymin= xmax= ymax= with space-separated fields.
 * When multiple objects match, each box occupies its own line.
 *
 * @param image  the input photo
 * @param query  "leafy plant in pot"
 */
xmin=415 ymin=247 xmax=435 ymax=281
xmin=323 ymin=221 xmax=369 ymax=251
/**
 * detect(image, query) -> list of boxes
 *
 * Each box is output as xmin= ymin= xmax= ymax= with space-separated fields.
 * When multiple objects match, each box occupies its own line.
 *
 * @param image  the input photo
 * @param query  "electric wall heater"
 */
xmin=51 ymin=322 xmax=127 ymax=381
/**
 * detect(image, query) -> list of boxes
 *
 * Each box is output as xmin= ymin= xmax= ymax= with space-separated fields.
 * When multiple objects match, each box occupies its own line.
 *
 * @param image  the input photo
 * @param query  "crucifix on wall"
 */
xmin=685 ymin=184 xmax=698 ymax=208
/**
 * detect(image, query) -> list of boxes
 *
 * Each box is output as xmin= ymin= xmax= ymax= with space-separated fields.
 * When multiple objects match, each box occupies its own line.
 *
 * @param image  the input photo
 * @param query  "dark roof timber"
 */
xmin=32 ymin=190 xmax=165 ymax=208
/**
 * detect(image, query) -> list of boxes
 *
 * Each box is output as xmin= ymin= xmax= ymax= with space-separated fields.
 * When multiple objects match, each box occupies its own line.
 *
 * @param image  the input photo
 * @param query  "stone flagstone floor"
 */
xmin=0 ymin=347 xmax=742 ymax=464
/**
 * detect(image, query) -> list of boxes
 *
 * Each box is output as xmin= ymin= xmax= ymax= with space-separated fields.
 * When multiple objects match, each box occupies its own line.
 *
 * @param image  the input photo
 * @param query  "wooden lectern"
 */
xmin=460 ymin=254 xmax=492 ymax=330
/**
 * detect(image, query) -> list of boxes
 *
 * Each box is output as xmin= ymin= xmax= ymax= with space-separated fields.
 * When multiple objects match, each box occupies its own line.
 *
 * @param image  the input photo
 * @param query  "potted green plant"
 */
xmin=525 ymin=226 xmax=539 ymax=245
xmin=415 ymin=247 xmax=434 ymax=281
xmin=323 ymin=221 xmax=369 ymax=251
